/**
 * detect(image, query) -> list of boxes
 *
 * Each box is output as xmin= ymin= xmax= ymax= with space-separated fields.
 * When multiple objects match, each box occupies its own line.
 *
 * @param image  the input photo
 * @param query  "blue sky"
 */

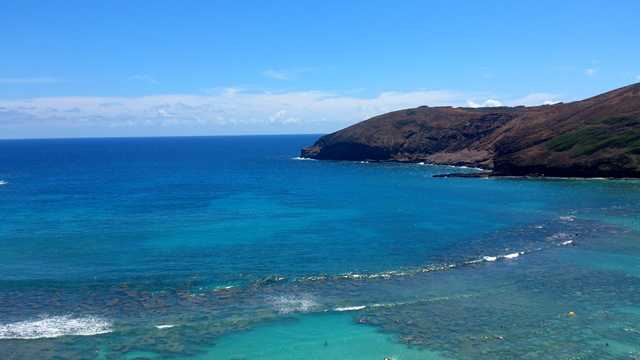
xmin=1 ymin=0 xmax=639 ymax=138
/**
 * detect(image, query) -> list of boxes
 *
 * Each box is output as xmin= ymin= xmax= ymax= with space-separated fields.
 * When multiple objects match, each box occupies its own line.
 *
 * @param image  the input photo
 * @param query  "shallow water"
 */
xmin=1 ymin=135 xmax=640 ymax=359
xmin=176 ymin=312 xmax=448 ymax=360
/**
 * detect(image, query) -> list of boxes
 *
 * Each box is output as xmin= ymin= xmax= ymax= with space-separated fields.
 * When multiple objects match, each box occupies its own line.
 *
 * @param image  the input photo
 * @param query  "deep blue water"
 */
xmin=1 ymin=135 xmax=640 ymax=359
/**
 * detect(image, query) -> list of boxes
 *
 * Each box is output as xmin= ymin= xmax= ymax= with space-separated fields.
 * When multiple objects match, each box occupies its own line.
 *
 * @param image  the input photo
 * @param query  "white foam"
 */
xmin=155 ymin=324 xmax=175 ymax=329
xmin=300 ymin=275 xmax=328 ymax=281
xmin=464 ymin=259 xmax=484 ymax=265
xmin=0 ymin=180 xmax=7 ymax=186
xmin=213 ymin=285 xmax=236 ymax=291
xmin=559 ymin=215 xmax=576 ymax=222
xmin=292 ymin=246 xmax=554 ymax=286
xmin=333 ymin=305 xmax=367 ymax=312
xmin=547 ymin=232 xmax=573 ymax=242
xmin=560 ymin=240 xmax=574 ymax=246
xmin=337 ymin=272 xmax=367 ymax=280
xmin=270 ymin=295 xmax=319 ymax=314
xmin=0 ymin=315 xmax=112 ymax=339
xmin=291 ymin=157 xmax=316 ymax=161
xmin=367 ymin=273 xmax=393 ymax=279
xmin=624 ymin=327 xmax=640 ymax=334
xmin=449 ymin=165 xmax=484 ymax=171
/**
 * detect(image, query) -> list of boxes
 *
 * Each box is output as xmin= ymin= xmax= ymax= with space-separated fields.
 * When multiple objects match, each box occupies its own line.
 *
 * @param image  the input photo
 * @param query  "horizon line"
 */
xmin=0 ymin=132 xmax=326 ymax=141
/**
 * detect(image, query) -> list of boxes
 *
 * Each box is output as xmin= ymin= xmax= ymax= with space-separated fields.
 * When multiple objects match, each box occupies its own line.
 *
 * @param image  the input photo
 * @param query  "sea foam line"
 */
xmin=251 ymin=228 xmax=578 ymax=289
xmin=270 ymin=294 xmax=320 ymax=314
xmin=0 ymin=315 xmax=112 ymax=340
xmin=333 ymin=305 xmax=367 ymax=312
xmin=416 ymin=162 xmax=485 ymax=171
xmin=293 ymin=243 xmax=578 ymax=286
xmin=296 ymin=251 xmax=527 ymax=284
xmin=559 ymin=215 xmax=577 ymax=222
xmin=0 ymin=180 xmax=7 ymax=186
xmin=155 ymin=324 xmax=176 ymax=330
xmin=332 ymin=294 xmax=478 ymax=314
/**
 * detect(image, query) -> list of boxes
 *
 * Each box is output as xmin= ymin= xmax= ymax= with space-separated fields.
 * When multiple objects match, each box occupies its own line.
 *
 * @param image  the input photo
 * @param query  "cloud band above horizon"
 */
xmin=0 ymin=88 xmax=560 ymax=139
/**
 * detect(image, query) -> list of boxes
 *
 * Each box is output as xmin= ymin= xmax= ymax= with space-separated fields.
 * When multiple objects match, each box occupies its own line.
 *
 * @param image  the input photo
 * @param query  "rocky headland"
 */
xmin=301 ymin=83 xmax=640 ymax=178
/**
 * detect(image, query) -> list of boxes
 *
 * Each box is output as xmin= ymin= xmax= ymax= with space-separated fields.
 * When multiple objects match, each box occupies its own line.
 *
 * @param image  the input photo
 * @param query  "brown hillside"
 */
xmin=301 ymin=83 xmax=640 ymax=178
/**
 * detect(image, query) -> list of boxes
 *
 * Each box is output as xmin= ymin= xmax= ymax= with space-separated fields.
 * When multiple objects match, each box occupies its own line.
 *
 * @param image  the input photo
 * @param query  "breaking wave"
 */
xmin=294 ymin=250 xmax=540 ymax=284
xmin=332 ymin=294 xmax=478 ymax=314
xmin=0 ymin=180 xmax=7 ymax=186
xmin=333 ymin=305 xmax=367 ymax=312
xmin=213 ymin=285 xmax=237 ymax=292
xmin=0 ymin=315 xmax=112 ymax=340
xmin=559 ymin=215 xmax=577 ymax=222
xmin=416 ymin=162 xmax=484 ymax=171
xmin=292 ymin=234 xmax=578 ymax=286
xmin=155 ymin=324 xmax=176 ymax=330
xmin=270 ymin=294 xmax=319 ymax=314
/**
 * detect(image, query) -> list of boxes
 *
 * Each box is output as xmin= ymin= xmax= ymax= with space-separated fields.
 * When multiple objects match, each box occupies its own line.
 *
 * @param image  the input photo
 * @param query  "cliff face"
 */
xmin=301 ymin=83 xmax=640 ymax=178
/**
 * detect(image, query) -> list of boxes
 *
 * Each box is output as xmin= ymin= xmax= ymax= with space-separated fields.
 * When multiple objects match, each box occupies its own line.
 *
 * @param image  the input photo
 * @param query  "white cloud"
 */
xmin=508 ymin=93 xmax=560 ymax=106
xmin=467 ymin=93 xmax=560 ymax=108
xmin=0 ymin=89 xmax=462 ymax=132
xmin=0 ymin=88 xmax=565 ymax=137
xmin=485 ymin=99 xmax=503 ymax=107
xmin=466 ymin=99 xmax=503 ymax=108
xmin=585 ymin=68 xmax=597 ymax=76
xmin=0 ymin=77 xmax=60 ymax=84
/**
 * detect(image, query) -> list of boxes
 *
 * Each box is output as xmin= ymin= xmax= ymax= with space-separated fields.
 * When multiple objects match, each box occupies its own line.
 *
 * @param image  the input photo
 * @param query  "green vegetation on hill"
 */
xmin=302 ymin=83 xmax=640 ymax=177
xmin=546 ymin=117 xmax=640 ymax=157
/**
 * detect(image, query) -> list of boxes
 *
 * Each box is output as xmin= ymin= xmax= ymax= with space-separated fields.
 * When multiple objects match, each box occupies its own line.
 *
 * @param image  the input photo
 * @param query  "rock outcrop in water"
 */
xmin=301 ymin=83 xmax=640 ymax=178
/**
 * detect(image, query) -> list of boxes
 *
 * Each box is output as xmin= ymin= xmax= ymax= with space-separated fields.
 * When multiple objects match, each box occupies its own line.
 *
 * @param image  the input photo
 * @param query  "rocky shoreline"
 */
xmin=301 ymin=83 xmax=640 ymax=178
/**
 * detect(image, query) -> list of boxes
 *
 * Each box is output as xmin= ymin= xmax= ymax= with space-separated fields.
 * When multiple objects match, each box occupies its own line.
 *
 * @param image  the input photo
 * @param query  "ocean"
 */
xmin=0 ymin=135 xmax=639 ymax=359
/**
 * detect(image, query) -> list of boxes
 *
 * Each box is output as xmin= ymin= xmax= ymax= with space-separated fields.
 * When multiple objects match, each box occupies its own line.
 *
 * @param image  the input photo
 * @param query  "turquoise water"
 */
xmin=0 ymin=135 xmax=640 ymax=359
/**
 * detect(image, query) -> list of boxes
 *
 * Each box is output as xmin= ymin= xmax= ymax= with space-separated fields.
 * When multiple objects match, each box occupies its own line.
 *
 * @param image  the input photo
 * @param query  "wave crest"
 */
xmin=559 ymin=215 xmax=576 ymax=222
xmin=0 ymin=315 xmax=112 ymax=340
xmin=270 ymin=294 xmax=319 ymax=314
